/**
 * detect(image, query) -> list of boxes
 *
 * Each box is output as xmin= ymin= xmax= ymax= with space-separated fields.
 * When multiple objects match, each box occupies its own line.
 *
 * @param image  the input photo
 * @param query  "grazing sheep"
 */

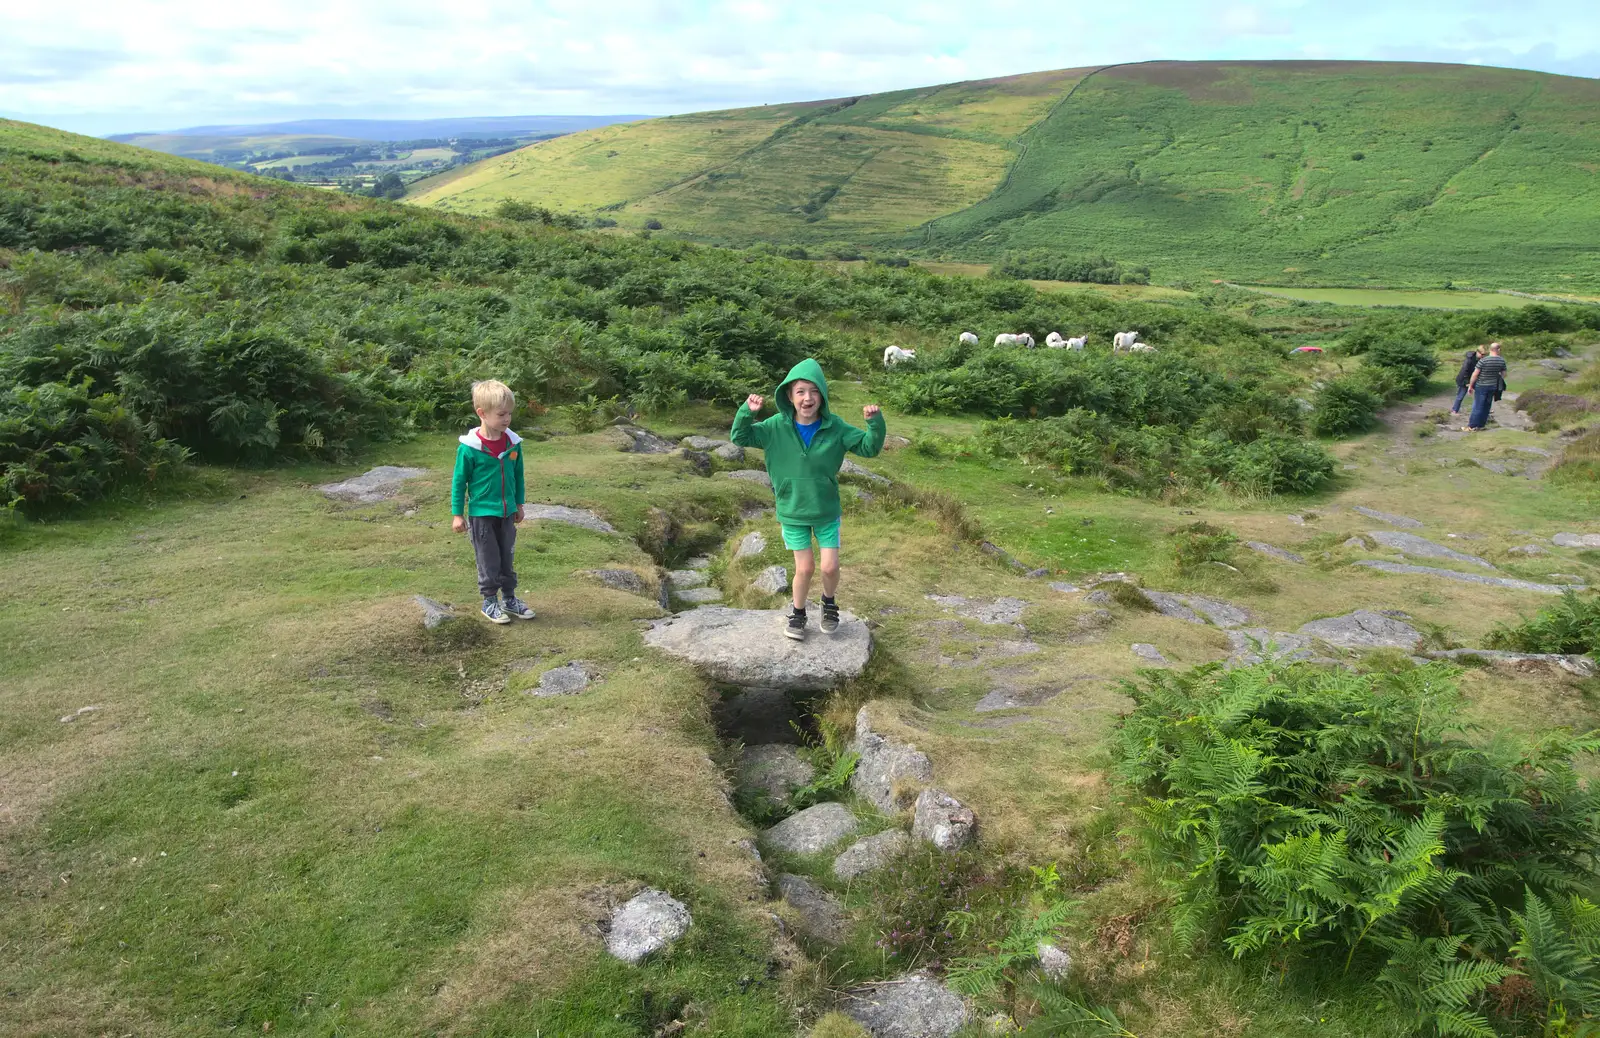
xmin=1113 ymin=330 xmax=1142 ymax=352
xmin=882 ymin=345 xmax=918 ymax=367
xmin=994 ymin=333 xmax=1021 ymax=347
xmin=1017 ymin=333 xmax=1035 ymax=348
xmin=1045 ymin=331 xmax=1065 ymax=348
xmin=1066 ymin=335 xmax=1087 ymax=350
xmin=958 ymin=331 xmax=980 ymax=346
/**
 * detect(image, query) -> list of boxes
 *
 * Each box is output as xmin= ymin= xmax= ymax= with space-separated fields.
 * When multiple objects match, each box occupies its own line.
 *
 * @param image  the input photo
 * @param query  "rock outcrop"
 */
xmin=644 ymin=608 xmax=871 ymax=690
xmin=319 ymin=466 xmax=428 ymax=503
xmin=1297 ymin=610 xmax=1422 ymax=651
xmin=522 ymin=504 xmax=619 ymax=534
xmin=843 ymin=971 xmax=969 ymax=1038
xmin=911 ymin=789 xmax=976 ymax=852
xmin=834 ymin=830 xmax=911 ymax=880
xmin=777 ymin=873 xmax=849 ymax=945
xmin=851 ymin=709 xmax=933 ymax=813
xmin=763 ymin=802 xmax=859 ymax=855
xmin=605 ymin=890 xmax=691 ymax=963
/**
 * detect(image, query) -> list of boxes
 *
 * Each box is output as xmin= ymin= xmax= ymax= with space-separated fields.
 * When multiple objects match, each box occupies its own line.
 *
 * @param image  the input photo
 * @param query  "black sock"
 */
xmin=792 ymin=605 xmax=806 ymax=614
xmin=822 ymin=595 xmax=836 ymax=606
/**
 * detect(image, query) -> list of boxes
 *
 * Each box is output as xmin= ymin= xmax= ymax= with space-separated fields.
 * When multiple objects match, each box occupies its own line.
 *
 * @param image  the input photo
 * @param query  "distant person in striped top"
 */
xmin=1465 ymin=342 xmax=1507 ymax=431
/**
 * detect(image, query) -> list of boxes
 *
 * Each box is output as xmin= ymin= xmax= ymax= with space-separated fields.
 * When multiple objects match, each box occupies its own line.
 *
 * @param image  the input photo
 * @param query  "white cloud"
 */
xmin=0 ymin=0 xmax=1594 ymax=135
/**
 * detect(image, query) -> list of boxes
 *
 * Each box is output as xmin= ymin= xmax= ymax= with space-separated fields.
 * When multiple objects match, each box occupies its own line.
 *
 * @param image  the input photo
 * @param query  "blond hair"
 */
xmin=472 ymin=379 xmax=514 ymax=412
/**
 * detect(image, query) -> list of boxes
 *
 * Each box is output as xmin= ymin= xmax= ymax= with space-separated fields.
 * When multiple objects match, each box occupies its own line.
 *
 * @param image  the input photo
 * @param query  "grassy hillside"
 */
xmin=412 ymin=61 xmax=1600 ymax=292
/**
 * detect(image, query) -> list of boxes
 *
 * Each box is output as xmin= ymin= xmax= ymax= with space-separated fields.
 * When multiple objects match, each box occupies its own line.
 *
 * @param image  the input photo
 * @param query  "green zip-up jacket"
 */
xmin=451 ymin=428 xmax=526 ymax=517
xmin=730 ymin=358 xmax=886 ymax=525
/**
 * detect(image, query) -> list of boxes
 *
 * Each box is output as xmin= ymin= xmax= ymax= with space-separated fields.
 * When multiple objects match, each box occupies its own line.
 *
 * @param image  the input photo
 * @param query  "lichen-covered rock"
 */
xmin=735 ymin=531 xmax=767 ymax=559
xmin=533 ymin=661 xmax=592 ymax=696
xmin=1426 ymin=648 xmax=1597 ymax=677
xmin=1038 ymin=941 xmax=1072 ymax=981
xmin=851 ymin=709 xmax=933 ymax=813
xmin=522 ymin=504 xmax=620 ymax=534
xmin=1298 ymin=610 xmax=1422 ymax=650
xmin=645 ymin=607 xmax=870 ymax=690
xmin=751 ymin=565 xmax=790 ymax=595
xmin=777 ymin=873 xmax=849 ymax=945
xmin=605 ymin=889 xmax=691 ymax=963
xmin=1225 ymin=628 xmax=1314 ymax=667
xmin=925 ymin=594 xmax=1027 ymax=628
xmin=1139 ymin=590 xmax=1249 ymax=628
xmin=1243 ymin=541 xmax=1305 ymax=565
xmin=319 ymin=466 xmax=428 ymax=503
xmin=674 ymin=586 xmax=725 ymax=604
xmin=714 ymin=442 xmax=745 ymax=462
xmin=1367 ymin=531 xmax=1493 ymax=569
xmin=763 ymin=802 xmax=859 ymax=855
xmin=577 ymin=568 xmax=648 ymax=594
xmin=665 ymin=568 xmax=708 ymax=589
xmin=834 ymin=830 xmax=911 ymax=880
xmin=681 ymin=435 xmax=730 ymax=451
xmin=737 ymin=744 xmax=815 ymax=801
xmin=842 ymin=971 xmax=968 ymax=1038
xmin=414 ymin=595 xmax=457 ymax=629
xmin=840 ymin=458 xmax=890 ymax=484
xmin=912 ymin=788 xmax=976 ymax=852
xmin=726 ymin=469 xmax=773 ymax=487
xmin=1131 ymin=643 xmax=1169 ymax=663
xmin=1354 ymin=560 xmax=1580 ymax=594
xmin=1553 ymin=532 xmax=1600 ymax=548
xmin=1352 ymin=506 xmax=1423 ymax=529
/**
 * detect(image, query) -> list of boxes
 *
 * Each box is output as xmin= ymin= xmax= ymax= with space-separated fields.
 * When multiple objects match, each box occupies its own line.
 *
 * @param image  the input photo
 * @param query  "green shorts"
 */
xmin=780 ymin=518 xmax=842 ymax=551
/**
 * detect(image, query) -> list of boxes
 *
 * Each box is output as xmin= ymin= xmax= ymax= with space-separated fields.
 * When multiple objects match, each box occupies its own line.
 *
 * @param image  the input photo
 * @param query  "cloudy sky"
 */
xmin=3 ymin=0 xmax=1597 ymax=135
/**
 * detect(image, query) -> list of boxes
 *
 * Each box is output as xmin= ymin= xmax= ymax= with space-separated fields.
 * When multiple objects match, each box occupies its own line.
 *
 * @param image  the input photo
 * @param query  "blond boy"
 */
xmin=451 ymin=380 xmax=534 ymax=624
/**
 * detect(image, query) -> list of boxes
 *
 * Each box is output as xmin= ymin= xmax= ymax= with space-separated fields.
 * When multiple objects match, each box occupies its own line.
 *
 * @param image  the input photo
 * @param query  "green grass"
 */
xmin=412 ymin=61 xmax=1600 ymax=291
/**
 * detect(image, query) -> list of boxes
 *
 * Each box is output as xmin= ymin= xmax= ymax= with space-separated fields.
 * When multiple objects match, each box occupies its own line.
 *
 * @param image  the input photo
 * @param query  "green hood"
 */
xmin=775 ymin=358 xmax=831 ymax=422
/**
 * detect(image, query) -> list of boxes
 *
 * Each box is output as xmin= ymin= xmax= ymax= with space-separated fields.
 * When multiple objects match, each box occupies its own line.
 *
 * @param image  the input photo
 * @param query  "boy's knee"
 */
xmin=820 ymin=557 xmax=840 ymax=577
xmin=795 ymin=556 xmax=816 ymax=575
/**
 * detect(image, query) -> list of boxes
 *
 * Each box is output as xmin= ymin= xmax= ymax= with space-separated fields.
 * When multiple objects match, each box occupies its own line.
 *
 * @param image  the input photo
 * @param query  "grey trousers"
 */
xmin=468 ymin=515 xmax=518 ymax=599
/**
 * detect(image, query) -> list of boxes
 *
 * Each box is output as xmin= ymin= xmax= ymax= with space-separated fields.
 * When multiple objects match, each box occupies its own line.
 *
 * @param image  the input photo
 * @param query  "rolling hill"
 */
xmin=408 ymin=61 xmax=1600 ymax=291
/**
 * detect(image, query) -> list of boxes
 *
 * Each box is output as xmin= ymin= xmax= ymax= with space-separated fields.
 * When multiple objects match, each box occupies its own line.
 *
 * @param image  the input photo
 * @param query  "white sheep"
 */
xmin=1045 ymin=331 xmax=1065 ymax=348
xmin=1113 ymin=330 xmax=1142 ymax=352
xmin=994 ymin=333 xmax=1021 ymax=347
xmin=1066 ymin=335 xmax=1087 ymax=350
xmin=882 ymin=345 xmax=917 ymax=367
xmin=958 ymin=331 xmax=979 ymax=346
xmin=1017 ymin=333 xmax=1035 ymax=348
xmin=1128 ymin=343 xmax=1157 ymax=353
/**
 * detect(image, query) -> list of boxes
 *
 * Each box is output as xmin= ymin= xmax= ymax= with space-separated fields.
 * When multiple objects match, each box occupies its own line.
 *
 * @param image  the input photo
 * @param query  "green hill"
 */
xmin=410 ymin=61 xmax=1600 ymax=292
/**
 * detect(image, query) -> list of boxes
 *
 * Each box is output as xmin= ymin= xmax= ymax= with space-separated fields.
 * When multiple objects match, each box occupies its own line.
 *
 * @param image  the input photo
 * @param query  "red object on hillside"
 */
xmin=1291 ymin=346 xmax=1324 ymax=354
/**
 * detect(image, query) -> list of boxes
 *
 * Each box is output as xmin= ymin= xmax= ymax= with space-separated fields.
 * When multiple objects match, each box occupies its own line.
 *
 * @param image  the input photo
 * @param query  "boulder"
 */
xmin=1343 ymin=537 xmax=1368 ymax=549
xmin=925 ymin=594 xmax=1027 ymax=628
xmin=1244 ymin=541 xmax=1305 ymax=565
xmin=680 ymin=449 xmax=712 ymax=475
xmin=644 ymin=607 xmax=871 ymax=690
xmin=842 ymin=971 xmax=968 ymax=1038
xmin=764 ymin=802 xmax=859 ymax=855
xmin=1140 ymin=590 xmax=1249 ymax=629
xmin=578 ymin=568 xmax=648 ymax=594
xmin=751 ymin=565 xmax=790 ymax=595
xmin=1553 ymin=533 xmax=1600 ymax=548
xmin=1367 ymin=531 xmax=1493 ymax=569
xmin=681 ymin=435 xmax=730 ymax=451
xmin=737 ymin=744 xmax=816 ymax=801
xmin=777 ymin=873 xmax=849 ymax=945
xmin=1226 ymin=629 xmax=1315 ymax=667
xmin=834 ymin=830 xmax=911 ymax=881
xmin=1131 ymin=643 xmax=1169 ymax=663
xmin=735 ymin=531 xmax=768 ymax=559
xmin=674 ymin=587 xmax=724 ymax=604
xmin=911 ymin=788 xmax=976 ymax=852
xmin=319 ymin=466 xmax=428 ymax=503
xmin=666 ymin=568 xmax=708 ymax=589
xmin=714 ymin=442 xmax=745 ymax=462
xmin=726 ymin=469 xmax=773 ymax=487
xmin=852 ymin=710 xmax=933 ymax=813
xmin=1048 ymin=582 xmax=1082 ymax=594
xmin=414 ymin=595 xmax=458 ymax=630
xmin=1354 ymin=560 xmax=1581 ymax=594
xmin=615 ymin=425 xmax=675 ymax=453
xmin=1352 ymin=506 xmax=1423 ymax=529
xmin=605 ymin=889 xmax=691 ymax=963
xmin=533 ymin=661 xmax=592 ymax=696
xmin=840 ymin=458 xmax=890 ymax=485
xmin=1297 ymin=610 xmax=1422 ymax=651
xmin=523 ymin=504 xmax=619 ymax=535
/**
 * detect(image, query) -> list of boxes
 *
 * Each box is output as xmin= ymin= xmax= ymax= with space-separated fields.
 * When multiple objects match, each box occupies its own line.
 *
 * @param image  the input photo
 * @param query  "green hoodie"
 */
xmin=730 ymin=358 xmax=886 ymax=525
xmin=451 ymin=428 xmax=526 ymax=517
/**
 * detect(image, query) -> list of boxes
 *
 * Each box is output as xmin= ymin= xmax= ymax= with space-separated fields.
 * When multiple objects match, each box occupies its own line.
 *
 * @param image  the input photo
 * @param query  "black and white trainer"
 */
xmin=820 ymin=598 xmax=840 ymax=634
xmin=784 ymin=607 xmax=808 ymax=641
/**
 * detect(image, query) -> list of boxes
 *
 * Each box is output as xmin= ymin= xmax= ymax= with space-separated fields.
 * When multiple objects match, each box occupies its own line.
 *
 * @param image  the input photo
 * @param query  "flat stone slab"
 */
xmin=1048 ymin=582 xmax=1082 ymax=593
xmin=1506 ymin=544 xmax=1547 ymax=556
xmin=1131 ymin=643 xmax=1169 ymax=663
xmin=414 ymin=595 xmax=458 ymax=629
xmin=1298 ymin=610 xmax=1422 ymax=651
xmin=737 ymin=744 xmax=816 ymax=801
xmin=1352 ymin=506 xmax=1423 ymax=529
xmin=523 ymin=504 xmax=619 ymax=534
xmin=725 ymin=469 xmax=772 ymax=487
xmin=644 ymin=607 xmax=871 ymax=690
xmin=734 ymin=531 xmax=767 ymax=559
xmin=1553 ymin=533 xmax=1600 ymax=548
xmin=533 ymin=661 xmax=592 ymax=696
xmin=681 ymin=435 xmax=731 ymax=451
xmin=578 ymin=568 xmax=648 ymax=594
xmin=319 ymin=466 xmax=428 ymax=503
xmin=606 ymin=889 xmax=691 ymax=963
xmin=763 ymin=802 xmax=859 ymax=855
xmin=925 ymin=594 xmax=1027 ymax=628
xmin=673 ymin=586 xmax=724 ymax=604
xmin=1354 ymin=560 xmax=1581 ymax=594
xmin=1140 ymin=590 xmax=1249 ymax=629
xmin=1244 ymin=541 xmax=1305 ymax=565
xmin=751 ymin=565 xmax=789 ymax=595
xmin=665 ymin=568 xmax=707 ymax=589
xmin=834 ymin=830 xmax=911 ymax=881
xmin=685 ymin=556 xmax=713 ymax=570
xmin=852 ymin=710 xmax=933 ymax=813
xmin=1368 ymin=531 xmax=1494 ymax=569
xmin=840 ymin=458 xmax=890 ymax=484
xmin=912 ymin=788 xmax=976 ymax=852
xmin=973 ymin=679 xmax=1088 ymax=713
xmin=777 ymin=873 xmax=849 ymax=945
xmin=1425 ymin=649 xmax=1596 ymax=677
xmin=843 ymin=971 xmax=969 ymax=1038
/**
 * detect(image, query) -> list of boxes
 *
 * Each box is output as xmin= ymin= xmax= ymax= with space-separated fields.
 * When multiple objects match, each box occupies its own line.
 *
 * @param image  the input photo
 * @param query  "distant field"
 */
xmin=1233 ymin=284 xmax=1583 ymax=309
xmin=115 ymin=133 xmax=366 ymax=161
xmin=409 ymin=61 xmax=1600 ymax=292
xmin=915 ymin=261 xmax=1196 ymax=300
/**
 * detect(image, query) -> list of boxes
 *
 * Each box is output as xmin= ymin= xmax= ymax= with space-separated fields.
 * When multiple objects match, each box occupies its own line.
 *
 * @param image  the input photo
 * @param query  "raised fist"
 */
xmin=863 ymin=404 xmax=881 ymax=420
xmin=746 ymin=394 xmax=764 ymax=412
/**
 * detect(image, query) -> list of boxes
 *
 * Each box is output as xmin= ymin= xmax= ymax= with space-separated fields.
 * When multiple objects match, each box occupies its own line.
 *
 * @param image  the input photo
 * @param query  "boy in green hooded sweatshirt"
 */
xmin=732 ymin=358 xmax=886 ymax=640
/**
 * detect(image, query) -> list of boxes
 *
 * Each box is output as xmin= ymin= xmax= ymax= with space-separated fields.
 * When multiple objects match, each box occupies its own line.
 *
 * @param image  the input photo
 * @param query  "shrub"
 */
xmin=1170 ymin=522 xmax=1238 ymax=571
xmin=643 ymin=218 xmax=663 ymax=230
xmin=1485 ymin=591 xmax=1600 ymax=655
xmin=1364 ymin=338 xmax=1438 ymax=393
xmin=1115 ymin=662 xmax=1600 ymax=1034
xmin=1311 ymin=377 xmax=1382 ymax=436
